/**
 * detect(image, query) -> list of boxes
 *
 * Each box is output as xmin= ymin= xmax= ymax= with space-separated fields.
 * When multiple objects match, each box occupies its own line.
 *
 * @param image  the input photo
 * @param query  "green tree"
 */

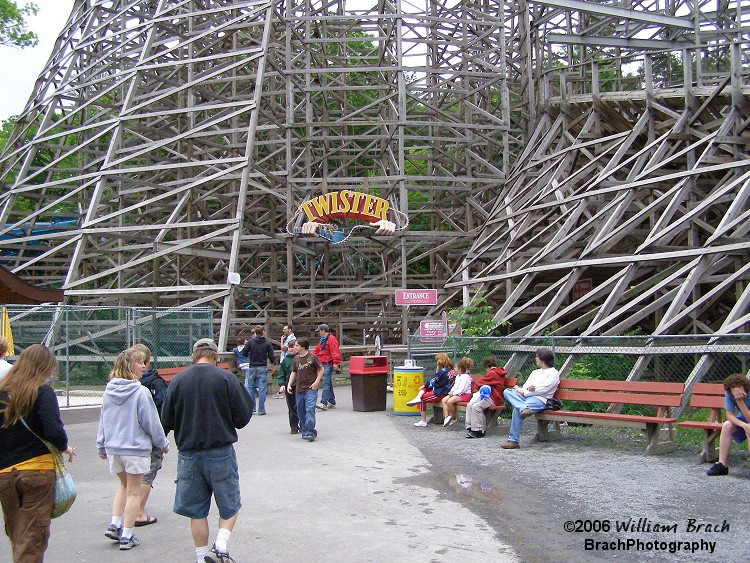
xmin=0 ymin=0 xmax=38 ymax=48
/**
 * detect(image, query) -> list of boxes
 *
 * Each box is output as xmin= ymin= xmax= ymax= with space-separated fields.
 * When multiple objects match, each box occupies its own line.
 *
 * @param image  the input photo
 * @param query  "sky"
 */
xmin=0 ymin=0 xmax=76 ymax=121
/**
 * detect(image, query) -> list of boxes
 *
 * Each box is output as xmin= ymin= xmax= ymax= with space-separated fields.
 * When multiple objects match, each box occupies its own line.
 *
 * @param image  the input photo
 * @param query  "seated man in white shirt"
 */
xmin=501 ymin=348 xmax=559 ymax=449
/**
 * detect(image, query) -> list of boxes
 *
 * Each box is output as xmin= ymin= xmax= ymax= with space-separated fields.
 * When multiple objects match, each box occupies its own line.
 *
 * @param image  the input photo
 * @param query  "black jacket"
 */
xmin=161 ymin=363 xmax=252 ymax=452
xmin=241 ymin=336 xmax=275 ymax=367
xmin=0 ymin=385 xmax=68 ymax=470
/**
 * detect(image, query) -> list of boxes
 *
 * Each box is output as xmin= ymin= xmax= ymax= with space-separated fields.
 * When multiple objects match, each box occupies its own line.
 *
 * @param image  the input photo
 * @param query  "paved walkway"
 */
xmin=1 ymin=387 xmax=516 ymax=562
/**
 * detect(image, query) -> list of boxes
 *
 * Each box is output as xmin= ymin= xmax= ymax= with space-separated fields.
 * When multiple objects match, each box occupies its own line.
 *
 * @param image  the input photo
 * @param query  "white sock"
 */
xmin=214 ymin=528 xmax=232 ymax=553
xmin=195 ymin=545 xmax=209 ymax=560
xmin=111 ymin=515 xmax=123 ymax=527
xmin=121 ymin=527 xmax=133 ymax=540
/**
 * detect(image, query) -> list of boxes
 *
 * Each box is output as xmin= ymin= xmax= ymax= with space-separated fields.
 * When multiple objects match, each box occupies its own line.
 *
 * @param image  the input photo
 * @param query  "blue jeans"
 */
xmin=245 ymin=367 xmax=268 ymax=413
xmin=296 ymin=389 xmax=319 ymax=438
xmin=173 ymin=446 xmax=240 ymax=520
xmin=503 ymin=388 xmax=546 ymax=443
xmin=321 ymin=363 xmax=336 ymax=405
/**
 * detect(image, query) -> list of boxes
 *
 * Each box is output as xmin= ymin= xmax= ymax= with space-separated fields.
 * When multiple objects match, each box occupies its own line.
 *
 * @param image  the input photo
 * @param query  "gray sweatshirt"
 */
xmin=96 ymin=378 xmax=169 ymax=456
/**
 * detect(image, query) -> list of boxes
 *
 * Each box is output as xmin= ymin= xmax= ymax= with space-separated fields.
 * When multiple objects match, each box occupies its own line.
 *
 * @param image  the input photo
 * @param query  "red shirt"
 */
xmin=312 ymin=334 xmax=341 ymax=365
xmin=473 ymin=367 xmax=508 ymax=405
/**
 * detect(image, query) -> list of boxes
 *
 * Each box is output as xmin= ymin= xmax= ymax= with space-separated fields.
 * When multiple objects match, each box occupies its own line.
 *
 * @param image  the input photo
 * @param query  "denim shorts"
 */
xmin=173 ymin=446 xmax=241 ymax=520
xmin=732 ymin=413 xmax=748 ymax=444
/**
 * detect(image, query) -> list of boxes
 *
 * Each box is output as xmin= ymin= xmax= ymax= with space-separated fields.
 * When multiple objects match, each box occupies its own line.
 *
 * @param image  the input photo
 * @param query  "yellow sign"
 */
xmin=299 ymin=190 xmax=389 ymax=223
xmin=1 ymin=307 xmax=15 ymax=356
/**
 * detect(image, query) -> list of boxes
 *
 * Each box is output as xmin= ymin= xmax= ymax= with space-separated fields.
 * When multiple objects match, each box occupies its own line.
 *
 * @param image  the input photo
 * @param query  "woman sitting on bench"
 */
xmin=408 ymin=353 xmax=454 ymax=427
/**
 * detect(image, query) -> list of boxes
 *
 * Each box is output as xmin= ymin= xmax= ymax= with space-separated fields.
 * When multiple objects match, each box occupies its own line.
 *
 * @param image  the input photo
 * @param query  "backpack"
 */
xmin=141 ymin=371 xmax=169 ymax=413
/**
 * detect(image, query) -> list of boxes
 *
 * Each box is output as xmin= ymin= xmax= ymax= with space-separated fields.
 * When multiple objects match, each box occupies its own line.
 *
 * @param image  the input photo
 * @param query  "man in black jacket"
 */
xmin=161 ymin=338 xmax=252 ymax=563
xmin=240 ymin=325 xmax=275 ymax=415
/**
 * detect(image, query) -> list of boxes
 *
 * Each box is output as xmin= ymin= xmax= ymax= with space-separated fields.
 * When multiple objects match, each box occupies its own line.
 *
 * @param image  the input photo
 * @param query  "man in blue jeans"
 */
xmin=312 ymin=323 xmax=341 ymax=410
xmin=288 ymin=337 xmax=324 ymax=442
xmin=241 ymin=325 xmax=275 ymax=415
xmin=501 ymin=348 xmax=559 ymax=449
xmin=161 ymin=338 xmax=252 ymax=563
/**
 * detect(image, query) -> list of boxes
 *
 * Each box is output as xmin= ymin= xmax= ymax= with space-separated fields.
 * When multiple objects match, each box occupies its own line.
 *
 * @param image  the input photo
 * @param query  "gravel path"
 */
xmin=393 ymin=414 xmax=750 ymax=562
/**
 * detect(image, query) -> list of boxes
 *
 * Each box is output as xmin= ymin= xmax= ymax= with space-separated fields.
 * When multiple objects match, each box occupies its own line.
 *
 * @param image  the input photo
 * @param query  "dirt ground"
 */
xmin=395 ymin=415 xmax=750 ymax=562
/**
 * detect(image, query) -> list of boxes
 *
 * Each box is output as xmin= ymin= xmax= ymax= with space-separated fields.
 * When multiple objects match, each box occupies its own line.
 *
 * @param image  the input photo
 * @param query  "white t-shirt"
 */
xmin=521 ymin=367 xmax=560 ymax=401
xmin=449 ymin=372 xmax=473 ymax=396
xmin=0 ymin=359 xmax=12 ymax=381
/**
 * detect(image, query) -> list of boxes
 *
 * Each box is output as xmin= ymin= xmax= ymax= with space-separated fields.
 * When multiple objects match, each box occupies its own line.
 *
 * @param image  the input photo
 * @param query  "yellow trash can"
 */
xmin=392 ymin=365 xmax=424 ymax=416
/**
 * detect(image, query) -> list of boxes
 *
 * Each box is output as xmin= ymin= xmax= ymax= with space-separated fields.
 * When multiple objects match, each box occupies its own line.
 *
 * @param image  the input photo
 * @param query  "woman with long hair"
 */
xmin=97 ymin=348 xmax=169 ymax=551
xmin=407 ymin=352 xmax=455 ymax=427
xmin=0 ymin=344 xmax=76 ymax=562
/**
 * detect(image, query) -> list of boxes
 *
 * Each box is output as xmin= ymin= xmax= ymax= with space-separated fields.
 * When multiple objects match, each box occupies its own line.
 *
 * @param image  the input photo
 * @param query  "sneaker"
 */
xmin=413 ymin=420 xmax=428 ymax=427
xmin=326 ymin=403 xmax=336 ymax=409
xmin=303 ymin=435 xmax=316 ymax=442
xmin=465 ymin=430 xmax=485 ymax=439
xmin=706 ymin=462 xmax=729 ymax=476
xmin=405 ymin=396 xmax=422 ymax=406
xmin=206 ymin=544 xmax=237 ymax=563
xmin=501 ymin=441 xmax=520 ymax=449
xmin=119 ymin=535 xmax=139 ymax=550
xmin=316 ymin=403 xmax=327 ymax=410
xmin=104 ymin=524 xmax=121 ymax=541
xmin=442 ymin=415 xmax=452 ymax=427
xmin=258 ymin=411 xmax=267 ymax=415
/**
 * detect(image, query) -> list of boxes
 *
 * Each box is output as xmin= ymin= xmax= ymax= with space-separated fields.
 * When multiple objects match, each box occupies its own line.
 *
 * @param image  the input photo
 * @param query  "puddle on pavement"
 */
xmin=446 ymin=472 xmax=505 ymax=506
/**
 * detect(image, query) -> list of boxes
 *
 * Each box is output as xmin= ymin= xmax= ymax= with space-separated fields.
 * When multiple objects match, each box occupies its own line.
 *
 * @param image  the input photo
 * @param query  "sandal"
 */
xmin=134 ymin=516 xmax=157 ymax=527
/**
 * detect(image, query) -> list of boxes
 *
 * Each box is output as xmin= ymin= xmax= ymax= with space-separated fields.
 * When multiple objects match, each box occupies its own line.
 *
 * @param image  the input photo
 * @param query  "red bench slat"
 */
xmin=541 ymin=410 xmax=677 ymax=425
xmin=556 ymin=379 xmax=684 ymax=394
xmin=555 ymin=389 xmax=682 ymax=407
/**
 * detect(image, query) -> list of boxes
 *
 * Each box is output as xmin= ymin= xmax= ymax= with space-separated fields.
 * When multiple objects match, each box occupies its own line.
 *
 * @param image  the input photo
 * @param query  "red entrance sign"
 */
xmin=396 ymin=289 xmax=438 ymax=306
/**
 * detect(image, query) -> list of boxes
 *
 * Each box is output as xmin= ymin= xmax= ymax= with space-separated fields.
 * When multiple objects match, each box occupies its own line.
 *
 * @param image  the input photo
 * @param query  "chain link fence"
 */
xmin=3 ymin=304 xmax=213 ymax=407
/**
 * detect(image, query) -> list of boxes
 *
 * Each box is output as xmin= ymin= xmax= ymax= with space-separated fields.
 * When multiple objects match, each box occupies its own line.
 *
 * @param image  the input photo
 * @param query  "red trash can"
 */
xmin=349 ymin=356 xmax=388 ymax=412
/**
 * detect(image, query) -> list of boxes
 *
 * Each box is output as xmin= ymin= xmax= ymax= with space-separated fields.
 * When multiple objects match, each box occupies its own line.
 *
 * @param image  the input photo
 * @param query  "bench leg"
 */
xmin=535 ymin=418 xmax=562 ymax=442
xmin=485 ymin=409 xmax=500 ymax=429
xmin=700 ymin=429 xmax=720 ymax=463
xmin=644 ymin=424 xmax=677 ymax=455
xmin=430 ymin=404 xmax=445 ymax=425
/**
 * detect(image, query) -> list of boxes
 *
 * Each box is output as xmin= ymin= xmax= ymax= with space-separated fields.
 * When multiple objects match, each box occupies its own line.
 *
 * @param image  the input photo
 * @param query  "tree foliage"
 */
xmin=0 ymin=0 xmax=39 ymax=48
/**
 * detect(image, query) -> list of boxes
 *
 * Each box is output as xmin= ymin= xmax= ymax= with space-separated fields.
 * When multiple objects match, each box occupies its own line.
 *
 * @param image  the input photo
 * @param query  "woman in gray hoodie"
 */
xmin=97 ymin=348 xmax=169 ymax=551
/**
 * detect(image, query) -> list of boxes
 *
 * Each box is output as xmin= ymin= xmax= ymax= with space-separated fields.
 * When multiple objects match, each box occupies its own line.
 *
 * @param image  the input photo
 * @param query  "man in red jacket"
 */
xmin=312 ymin=323 xmax=341 ymax=410
xmin=465 ymin=357 xmax=507 ymax=438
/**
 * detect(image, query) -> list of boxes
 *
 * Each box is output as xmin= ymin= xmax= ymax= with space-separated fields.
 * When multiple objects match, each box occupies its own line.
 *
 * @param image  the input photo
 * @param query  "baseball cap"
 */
xmin=315 ymin=323 xmax=330 ymax=332
xmin=193 ymin=338 xmax=218 ymax=352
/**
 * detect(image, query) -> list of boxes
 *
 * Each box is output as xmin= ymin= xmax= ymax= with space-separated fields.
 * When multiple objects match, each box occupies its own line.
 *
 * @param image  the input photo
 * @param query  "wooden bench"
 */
xmin=534 ymin=379 xmax=684 ymax=455
xmin=431 ymin=377 xmax=518 ymax=429
xmin=677 ymin=383 xmax=725 ymax=463
xmin=159 ymin=362 xmax=231 ymax=383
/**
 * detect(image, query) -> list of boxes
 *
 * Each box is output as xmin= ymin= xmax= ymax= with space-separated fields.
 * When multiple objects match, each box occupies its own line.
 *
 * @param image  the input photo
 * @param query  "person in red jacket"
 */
xmin=312 ymin=323 xmax=341 ymax=410
xmin=465 ymin=357 xmax=507 ymax=438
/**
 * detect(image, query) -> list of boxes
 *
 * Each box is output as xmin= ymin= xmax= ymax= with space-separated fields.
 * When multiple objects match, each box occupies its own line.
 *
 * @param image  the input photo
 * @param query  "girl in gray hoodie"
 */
xmin=97 ymin=348 xmax=169 ymax=551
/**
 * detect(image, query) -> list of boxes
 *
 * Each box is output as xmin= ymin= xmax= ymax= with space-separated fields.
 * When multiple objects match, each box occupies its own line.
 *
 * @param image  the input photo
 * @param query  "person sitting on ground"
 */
xmin=706 ymin=373 xmax=750 ymax=476
xmin=407 ymin=353 xmax=454 ymax=427
xmin=441 ymin=357 xmax=474 ymax=427
xmin=501 ymin=347 xmax=559 ymax=449
xmin=465 ymin=357 xmax=508 ymax=439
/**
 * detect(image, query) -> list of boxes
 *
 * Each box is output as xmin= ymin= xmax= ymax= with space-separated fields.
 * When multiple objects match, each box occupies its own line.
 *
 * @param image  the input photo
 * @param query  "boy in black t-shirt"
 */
xmin=288 ymin=338 xmax=324 ymax=442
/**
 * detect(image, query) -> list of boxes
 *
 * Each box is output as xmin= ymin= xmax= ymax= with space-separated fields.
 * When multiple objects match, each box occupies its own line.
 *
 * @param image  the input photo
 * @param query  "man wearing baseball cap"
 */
xmin=161 ymin=338 xmax=252 ymax=563
xmin=312 ymin=323 xmax=341 ymax=410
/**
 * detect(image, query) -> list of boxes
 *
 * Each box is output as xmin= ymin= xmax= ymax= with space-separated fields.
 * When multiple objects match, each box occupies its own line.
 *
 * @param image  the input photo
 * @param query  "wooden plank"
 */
xmin=555 ymin=390 xmax=681 ymax=407
xmin=557 ymin=379 xmax=683 ymax=394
